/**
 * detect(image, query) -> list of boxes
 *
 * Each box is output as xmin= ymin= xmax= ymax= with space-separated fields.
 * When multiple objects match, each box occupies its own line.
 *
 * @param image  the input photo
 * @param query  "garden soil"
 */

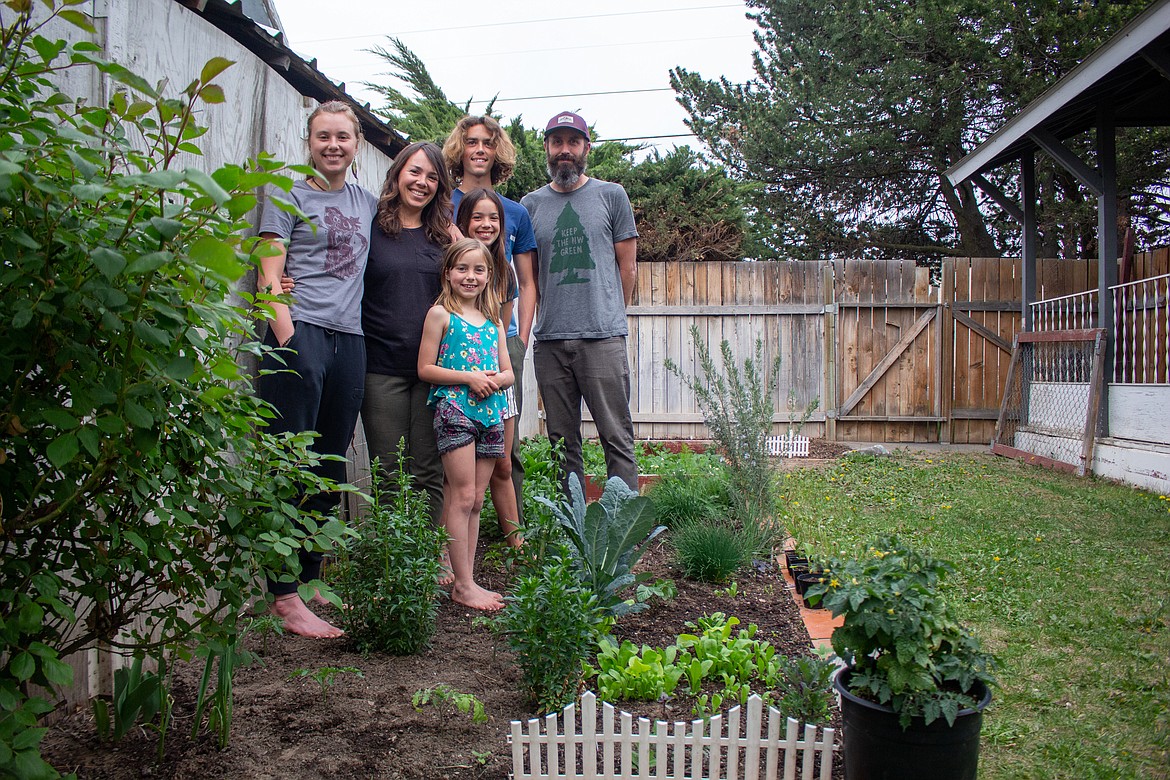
xmin=43 ymin=446 xmax=852 ymax=780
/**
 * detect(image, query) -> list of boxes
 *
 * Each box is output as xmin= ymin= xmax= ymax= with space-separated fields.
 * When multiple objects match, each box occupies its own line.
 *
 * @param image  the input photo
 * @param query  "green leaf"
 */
xmin=124 ymin=530 xmax=148 ymax=553
xmin=123 ymin=400 xmax=153 ymax=429
xmin=200 ymin=56 xmax=235 ymax=83
xmin=200 ymin=84 xmax=225 ymax=104
xmin=189 ymin=236 xmax=244 ymax=280
xmin=125 ymin=250 xmax=172 ymax=276
xmin=6 ymin=228 xmax=41 ymax=250
xmin=150 ymin=217 xmax=182 ymax=241
xmin=31 ymin=35 xmax=66 ymax=64
xmin=184 ymin=167 xmax=230 ymax=205
xmin=132 ymin=169 xmax=185 ymax=189
xmin=46 ymin=433 xmax=79 ymax=467
xmin=164 ymin=355 xmax=196 ymax=380
xmin=71 ymin=182 xmax=110 ymax=201
xmin=39 ymin=656 xmax=74 ymax=688
xmin=77 ymin=425 xmax=101 ymax=457
xmin=91 ymin=247 xmax=126 ymax=279
xmin=225 ymin=193 xmax=257 ymax=219
xmin=40 ymin=408 xmax=78 ymax=429
xmin=58 ymin=9 xmax=97 ymax=33
xmin=9 ymin=652 xmax=34 ymax=682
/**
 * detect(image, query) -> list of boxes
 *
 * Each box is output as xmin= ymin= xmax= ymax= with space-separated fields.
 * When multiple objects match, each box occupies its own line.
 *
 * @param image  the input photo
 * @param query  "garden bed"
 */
xmin=41 ymin=537 xmax=840 ymax=780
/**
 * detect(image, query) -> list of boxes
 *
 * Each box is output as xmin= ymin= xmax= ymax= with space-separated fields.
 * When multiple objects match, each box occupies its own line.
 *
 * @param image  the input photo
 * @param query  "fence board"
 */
xmin=548 ymin=253 xmax=1158 ymax=445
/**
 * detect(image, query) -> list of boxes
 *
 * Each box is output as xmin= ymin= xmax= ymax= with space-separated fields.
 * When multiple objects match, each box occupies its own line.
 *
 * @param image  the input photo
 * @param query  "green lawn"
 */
xmin=779 ymin=451 xmax=1169 ymax=780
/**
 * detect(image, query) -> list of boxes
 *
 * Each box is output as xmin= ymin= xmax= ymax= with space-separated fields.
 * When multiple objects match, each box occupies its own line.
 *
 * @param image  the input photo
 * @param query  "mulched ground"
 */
xmin=42 ymin=446 xmax=852 ymax=780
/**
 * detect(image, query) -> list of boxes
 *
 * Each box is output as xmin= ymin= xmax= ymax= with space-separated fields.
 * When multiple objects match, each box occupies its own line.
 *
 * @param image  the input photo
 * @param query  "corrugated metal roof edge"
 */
xmin=174 ymin=0 xmax=408 ymax=159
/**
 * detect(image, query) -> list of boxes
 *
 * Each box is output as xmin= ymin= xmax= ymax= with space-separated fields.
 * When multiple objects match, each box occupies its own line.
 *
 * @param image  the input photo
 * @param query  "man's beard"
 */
xmin=546 ymin=152 xmax=586 ymax=189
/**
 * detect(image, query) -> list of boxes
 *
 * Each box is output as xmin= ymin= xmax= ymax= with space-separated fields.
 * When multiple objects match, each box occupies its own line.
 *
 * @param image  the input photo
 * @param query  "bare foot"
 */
xmin=451 ymin=583 xmax=504 ymax=611
xmin=438 ymin=549 xmax=454 ymax=587
xmin=270 ymin=594 xmax=344 ymax=638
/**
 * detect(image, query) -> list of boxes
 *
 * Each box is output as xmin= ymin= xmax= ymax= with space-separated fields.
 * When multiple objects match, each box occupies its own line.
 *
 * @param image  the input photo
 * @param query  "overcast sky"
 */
xmin=270 ymin=0 xmax=758 ymax=156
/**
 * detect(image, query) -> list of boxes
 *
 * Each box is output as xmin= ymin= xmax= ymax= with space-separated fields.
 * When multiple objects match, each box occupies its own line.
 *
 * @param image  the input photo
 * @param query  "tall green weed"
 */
xmin=334 ymin=452 xmax=445 ymax=655
xmin=665 ymin=326 xmax=781 ymax=530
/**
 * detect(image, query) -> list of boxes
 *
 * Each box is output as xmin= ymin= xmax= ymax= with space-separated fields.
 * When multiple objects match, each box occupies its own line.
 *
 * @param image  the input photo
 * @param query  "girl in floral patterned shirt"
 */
xmin=418 ymin=238 xmax=514 ymax=610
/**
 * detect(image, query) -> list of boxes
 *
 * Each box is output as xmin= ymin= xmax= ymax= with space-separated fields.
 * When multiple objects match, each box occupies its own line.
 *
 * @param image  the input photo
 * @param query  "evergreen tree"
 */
xmin=365 ymin=38 xmax=754 ymax=261
xmin=671 ymin=0 xmax=1168 ymax=261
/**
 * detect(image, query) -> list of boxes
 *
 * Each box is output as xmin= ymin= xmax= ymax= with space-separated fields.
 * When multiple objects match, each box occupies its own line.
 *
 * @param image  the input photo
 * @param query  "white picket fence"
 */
xmin=509 ymin=692 xmax=837 ymax=780
xmin=766 ymin=434 xmax=811 ymax=458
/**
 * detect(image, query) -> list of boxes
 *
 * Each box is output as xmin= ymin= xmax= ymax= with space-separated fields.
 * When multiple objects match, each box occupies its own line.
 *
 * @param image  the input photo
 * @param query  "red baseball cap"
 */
xmin=544 ymin=111 xmax=589 ymax=139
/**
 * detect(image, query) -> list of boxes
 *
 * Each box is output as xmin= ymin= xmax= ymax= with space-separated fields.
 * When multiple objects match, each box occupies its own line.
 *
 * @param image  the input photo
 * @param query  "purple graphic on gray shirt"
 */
xmin=324 ymin=206 xmax=367 ymax=280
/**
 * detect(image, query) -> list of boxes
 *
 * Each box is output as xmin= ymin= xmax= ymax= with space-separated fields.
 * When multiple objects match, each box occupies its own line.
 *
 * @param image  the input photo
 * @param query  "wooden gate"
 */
xmin=832 ymin=260 xmax=941 ymax=443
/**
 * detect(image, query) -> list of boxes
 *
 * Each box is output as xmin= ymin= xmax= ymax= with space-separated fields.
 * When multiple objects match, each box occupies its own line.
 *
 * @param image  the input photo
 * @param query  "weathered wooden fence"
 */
xmin=509 ymin=692 xmax=836 ymax=780
xmin=566 ymin=251 xmax=1168 ymax=446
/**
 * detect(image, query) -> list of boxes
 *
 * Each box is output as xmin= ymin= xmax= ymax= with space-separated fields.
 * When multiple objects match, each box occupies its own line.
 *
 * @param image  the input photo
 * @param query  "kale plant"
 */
xmin=538 ymin=474 xmax=664 ymax=617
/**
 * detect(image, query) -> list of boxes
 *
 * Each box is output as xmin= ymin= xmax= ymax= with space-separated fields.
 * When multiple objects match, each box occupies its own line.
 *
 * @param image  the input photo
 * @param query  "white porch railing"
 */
xmin=509 ymin=692 xmax=837 ymax=780
xmin=1031 ymin=288 xmax=1099 ymax=332
xmin=1112 ymin=273 xmax=1170 ymax=384
xmin=1029 ymin=272 xmax=1170 ymax=384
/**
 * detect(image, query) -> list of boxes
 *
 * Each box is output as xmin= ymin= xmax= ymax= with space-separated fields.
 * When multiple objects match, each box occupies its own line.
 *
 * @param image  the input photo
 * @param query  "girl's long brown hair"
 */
xmin=376 ymin=142 xmax=453 ymax=248
xmin=435 ymin=238 xmax=502 ymax=326
xmin=455 ymin=188 xmax=512 ymax=316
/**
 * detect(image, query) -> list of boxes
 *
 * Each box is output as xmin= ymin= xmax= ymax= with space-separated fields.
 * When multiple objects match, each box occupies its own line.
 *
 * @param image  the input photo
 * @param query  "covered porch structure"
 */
xmin=946 ymin=0 xmax=1170 ymax=492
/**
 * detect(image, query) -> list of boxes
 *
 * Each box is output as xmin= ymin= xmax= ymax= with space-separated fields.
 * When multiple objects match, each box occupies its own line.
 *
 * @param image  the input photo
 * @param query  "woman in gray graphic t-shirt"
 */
xmin=256 ymin=101 xmax=377 ymax=639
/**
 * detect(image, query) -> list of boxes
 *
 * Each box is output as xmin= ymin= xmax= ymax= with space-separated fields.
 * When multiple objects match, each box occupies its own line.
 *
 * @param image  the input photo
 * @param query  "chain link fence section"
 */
xmin=992 ymin=329 xmax=1106 ymax=476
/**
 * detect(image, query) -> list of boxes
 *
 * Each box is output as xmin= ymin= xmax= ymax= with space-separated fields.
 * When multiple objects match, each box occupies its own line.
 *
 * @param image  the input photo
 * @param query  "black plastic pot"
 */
xmin=834 ymin=667 xmax=991 ymax=780
xmin=795 ymin=572 xmax=824 ymax=606
xmin=795 ymin=570 xmax=823 ymax=603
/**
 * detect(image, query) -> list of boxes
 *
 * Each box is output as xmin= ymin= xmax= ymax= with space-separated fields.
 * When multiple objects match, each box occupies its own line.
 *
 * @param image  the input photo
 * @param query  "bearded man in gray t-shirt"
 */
xmin=518 ymin=111 xmax=639 ymax=491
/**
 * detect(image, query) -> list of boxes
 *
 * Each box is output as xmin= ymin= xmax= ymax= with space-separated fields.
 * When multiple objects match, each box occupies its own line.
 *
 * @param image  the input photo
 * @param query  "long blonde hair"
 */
xmin=435 ymin=238 xmax=502 ymax=325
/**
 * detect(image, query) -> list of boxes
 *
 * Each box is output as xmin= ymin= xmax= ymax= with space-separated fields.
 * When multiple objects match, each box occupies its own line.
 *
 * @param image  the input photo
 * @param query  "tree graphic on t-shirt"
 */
xmin=550 ymin=202 xmax=593 ymax=285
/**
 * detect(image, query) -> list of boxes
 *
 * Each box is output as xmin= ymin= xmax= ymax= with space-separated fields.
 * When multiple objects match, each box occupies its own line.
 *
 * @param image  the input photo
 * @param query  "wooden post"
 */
xmin=1098 ymin=108 xmax=1118 ymax=432
xmin=940 ymin=259 xmax=955 ymax=443
xmin=822 ymin=263 xmax=837 ymax=441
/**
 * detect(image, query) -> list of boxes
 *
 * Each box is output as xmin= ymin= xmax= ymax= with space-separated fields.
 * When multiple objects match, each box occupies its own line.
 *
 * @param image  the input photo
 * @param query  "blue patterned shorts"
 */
xmin=433 ymin=399 xmax=505 ymax=459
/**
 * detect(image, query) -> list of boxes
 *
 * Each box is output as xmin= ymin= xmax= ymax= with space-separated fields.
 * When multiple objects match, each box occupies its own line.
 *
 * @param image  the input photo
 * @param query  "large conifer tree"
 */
xmin=671 ymin=0 xmax=1168 ymax=261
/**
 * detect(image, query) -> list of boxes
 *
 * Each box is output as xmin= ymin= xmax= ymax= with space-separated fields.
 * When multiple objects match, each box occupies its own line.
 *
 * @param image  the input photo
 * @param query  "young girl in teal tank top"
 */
xmin=418 ymin=238 xmax=514 ymax=611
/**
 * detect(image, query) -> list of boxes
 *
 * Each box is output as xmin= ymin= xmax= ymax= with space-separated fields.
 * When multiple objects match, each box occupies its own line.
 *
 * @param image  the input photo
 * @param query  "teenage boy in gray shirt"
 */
xmin=518 ymin=111 xmax=638 ymax=491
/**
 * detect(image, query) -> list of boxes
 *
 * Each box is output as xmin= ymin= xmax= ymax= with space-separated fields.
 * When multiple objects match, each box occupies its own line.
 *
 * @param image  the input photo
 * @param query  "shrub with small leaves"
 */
xmin=664 ymin=326 xmax=781 ymax=530
xmin=496 ymin=554 xmax=606 ymax=713
xmin=0 ymin=9 xmax=352 ymax=774
xmin=334 ymin=451 xmax=445 ymax=655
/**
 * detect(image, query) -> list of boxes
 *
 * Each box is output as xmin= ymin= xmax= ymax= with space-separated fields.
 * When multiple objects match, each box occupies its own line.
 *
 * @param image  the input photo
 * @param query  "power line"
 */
xmin=598 ymin=133 xmax=698 ymax=142
xmin=457 ymin=87 xmax=674 ymax=105
xmin=296 ymin=4 xmax=743 ymax=45
xmin=325 ymin=33 xmax=750 ymax=77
